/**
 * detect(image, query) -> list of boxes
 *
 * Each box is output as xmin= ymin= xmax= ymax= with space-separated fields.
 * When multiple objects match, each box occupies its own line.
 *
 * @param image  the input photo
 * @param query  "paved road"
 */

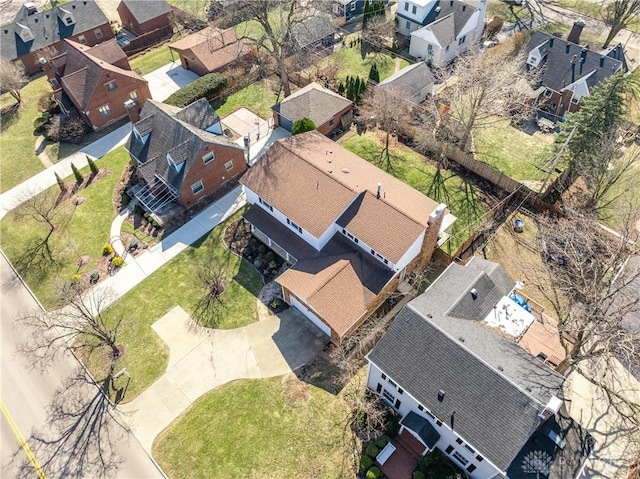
xmin=0 ymin=253 xmax=164 ymax=479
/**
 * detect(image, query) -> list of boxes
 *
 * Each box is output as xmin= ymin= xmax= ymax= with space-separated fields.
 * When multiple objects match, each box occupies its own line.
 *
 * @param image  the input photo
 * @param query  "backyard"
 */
xmin=320 ymin=44 xmax=410 ymax=83
xmin=212 ymin=79 xmax=279 ymax=119
xmin=129 ymin=44 xmax=175 ymax=76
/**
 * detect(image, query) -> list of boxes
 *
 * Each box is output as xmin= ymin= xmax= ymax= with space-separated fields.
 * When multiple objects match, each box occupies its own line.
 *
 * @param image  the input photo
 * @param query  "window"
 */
xmin=376 ymin=383 xmax=382 ymax=393
xmin=191 ymin=180 xmax=204 ymax=195
xmin=397 ymin=388 xmax=403 ymax=395
xmin=570 ymin=96 xmax=580 ymax=105
xmin=130 ymin=90 xmax=138 ymax=99
xmin=329 ymin=119 xmax=334 ymax=126
xmin=106 ymin=80 xmax=118 ymax=91
xmin=412 ymin=5 xmax=417 ymax=14
xmin=381 ymin=373 xmax=387 ymax=380
xmin=456 ymin=438 xmax=463 ymax=445
xmin=406 ymin=21 xmax=410 ymax=30
xmin=436 ymin=420 xmax=442 ymax=427
xmin=458 ymin=35 xmax=466 ymax=45
xmin=544 ymin=89 xmax=553 ymax=98
xmin=467 ymin=465 xmax=477 ymax=473
xmin=98 ymin=104 xmax=111 ymax=117
xmin=350 ymin=2 xmax=356 ymax=10
xmin=476 ymin=455 xmax=484 ymax=462
xmin=452 ymin=452 xmax=469 ymax=466
xmin=286 ymin=218 xmax=302 ymax=234
xmin=404 ymin=2 xmax=409 ymax=10
xmin=382 ymin=389 xmax=395 ymax=403
xmin=427 ymin=44 xmax=433 ymax=55
xmin=464 ymin=444 xmax=475 ymax=454
xmin=78 ymin=34 xmax=87 ymax=44
xmin=203 ymin=152 xmax=214 ymax=164
xmin=387 ymin=378 xmax=397 ymax=388
xmin=445 ymin=445 xmax=454 ymax=454
xmin=94 ymin=28 xmax=103 ymax=39
xmin=417 ymin=404 xmax=424 ymax=411
xmin=65 ymin=16 xmax=73 ymax=25
xmin=224 ymin=160 xmax=233 ymax=171
xmin=394 ymin=399 xmax=402 ymax=409
xmin=258 ymin=197 xmax=273 ymax=212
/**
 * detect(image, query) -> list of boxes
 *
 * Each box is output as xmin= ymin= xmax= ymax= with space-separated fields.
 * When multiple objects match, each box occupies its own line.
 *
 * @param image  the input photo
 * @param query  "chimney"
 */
xmin=124 ymin=99 xmax=140 ymax=123
xmin=376 ymin=182 xmax=382 ymax=199
xmin=567 ymin=19 xmax=585 ymax=44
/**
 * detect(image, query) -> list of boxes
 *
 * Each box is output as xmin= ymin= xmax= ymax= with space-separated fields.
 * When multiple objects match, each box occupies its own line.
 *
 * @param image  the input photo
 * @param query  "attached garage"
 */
xmin=289 ymin=296 xmax=332 ymax=337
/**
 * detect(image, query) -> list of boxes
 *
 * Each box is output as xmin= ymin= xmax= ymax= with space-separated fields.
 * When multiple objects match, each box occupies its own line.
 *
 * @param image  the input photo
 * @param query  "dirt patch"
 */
xmin=76 ymin=255 xmax=91 ymax=268
xmin=72 ymin=196 xmax=85 ymax=206
xmin=282 ymin=373 xmax=311 ymax=406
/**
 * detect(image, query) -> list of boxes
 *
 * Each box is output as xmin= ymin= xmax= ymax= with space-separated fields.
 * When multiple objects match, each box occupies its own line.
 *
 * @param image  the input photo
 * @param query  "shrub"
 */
xmin=164 ymin=72 xmax=227 ymax=107
xmin=416 ymin=450 xmax=461 ymax=479
xmin=120 ymin=191 xmax=131 ymax=207
xmin=54 ymin=172 xmax=66 ymax=192
xmin=71 ymin=162 xmax=83 ymax=184
xmin=72 ymin=274 xmax=81 ymax=282
xmin=47 ymin=117 xmax=87 ymax=144
xmin=412 ymin=472 xmax=425 ymax=479
xmin=360 ymin=455 xmax=373 ymax=471
xmin=375 ymin=436 xmax=388 ymax=449
xmin=33 ymin=114 xmax=50 ymax=131
xmin=90 ymin=271 xmax=100 ymax=283
xmin=102 ymin=243 xmax=114 ymax=256
xmin=112 ymin=256 xmax=124 ymax=267
xmin=369 ymin=63 xmax=380 ymax=83
xmin=365 ymin=444 xmax=379 ymax=459
xmin=128 ymin=237 xmax=139 ymax=250
xmin=86 ymin=155 xmax=98 ymax=175
xmin=384 ymin=410 xmax=401 ymax=437
xmin=291 ymin=117 xmax=316 ymax=135
xmin=366 ymin=466 xmax=381 ymax=479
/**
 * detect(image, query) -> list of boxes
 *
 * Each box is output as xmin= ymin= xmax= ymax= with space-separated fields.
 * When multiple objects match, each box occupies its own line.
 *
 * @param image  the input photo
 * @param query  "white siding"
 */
xmin=394 ymin=232 xmax=424 ymax=272
xmin=290 ymin=295 xmax=332 ymax=336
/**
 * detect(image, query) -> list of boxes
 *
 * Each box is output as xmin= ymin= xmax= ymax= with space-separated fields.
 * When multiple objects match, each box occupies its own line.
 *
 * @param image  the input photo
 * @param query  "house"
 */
xmin=271 ymin=82 xmax=353 ymax=135
xmin=239 ymin=131 xmax=456 ymax=342
xmin=399 ymin=0 xmax=487 ymax=66
xmin=332 ymin=0 xmax=366 ymax=22
xmin=290 ymin=13 xmax=336 ymax=52
xmin=0 ymin=0 xmax=113 ymax=75
xmin=377 ymin=62 xmax=437 ymax=104
xmin=116 ymin=0 xmax=172 ymax=36
xmin=125 ymin=99 xmax=246 ymax=216
xmin=168 ymin=27 xmax=254 ymax=77
xmin=525 ymin=21 xmax=627 ymax=119
xmin=41 ymin=39 xmax=151 ymax=131
xmin=366 ymin=257 xmax=594 ymax=478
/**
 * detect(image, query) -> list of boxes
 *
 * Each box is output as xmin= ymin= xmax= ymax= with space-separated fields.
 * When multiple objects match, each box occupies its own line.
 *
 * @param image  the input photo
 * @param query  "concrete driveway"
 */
xmin=118 ymin=305 xmax=327 ymax=453
xmin=143 ymin=62 xmax=201 ymax=102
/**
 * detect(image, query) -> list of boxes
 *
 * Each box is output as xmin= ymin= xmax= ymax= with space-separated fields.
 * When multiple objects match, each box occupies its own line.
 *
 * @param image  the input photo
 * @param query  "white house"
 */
xmin=397 ymin=0 xmax=487 ymax=66
xmin=239 ymin=131 xmax=455 ymax=343
xmin=366 ymin=257 xmax=594 ymax=478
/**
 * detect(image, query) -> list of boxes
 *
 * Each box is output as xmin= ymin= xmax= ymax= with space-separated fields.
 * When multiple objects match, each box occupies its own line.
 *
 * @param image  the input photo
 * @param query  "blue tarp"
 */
xmin=510 ymin=293 xmax=532 ymax=312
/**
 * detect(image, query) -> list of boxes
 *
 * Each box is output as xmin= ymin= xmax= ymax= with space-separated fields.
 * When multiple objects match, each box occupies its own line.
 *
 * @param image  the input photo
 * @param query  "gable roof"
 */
xmin=409 ymin=0 xmax=477 ymax=43
xmin=1 ymin=1 xmax=109 ymax=61
xmin=119 ymin=0 xmax=171 ymax=24
xmin=368 ymin=257 xmax=566 ymax=471
xmin=378 ymin=62 xmax=436 ymax=100
xmin=272 ymin=82 xmax=352 ymax=130
xmin=525 ymin=30 xmax=625 ymax=93
xmin=168 ymin=26 xmax=251 ymax=72
xmin=291 ymin=13 xmax=335 ymax=49
xmin=126 ymin=99 xmax=242 ymax=190
xmin=400 ymin=412 xmax=441 ymax=449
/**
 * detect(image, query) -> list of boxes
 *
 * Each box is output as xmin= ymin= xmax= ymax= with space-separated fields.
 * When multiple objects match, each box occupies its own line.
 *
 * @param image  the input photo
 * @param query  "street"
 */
xmin=0 ymin=253 xmax=163 ymax=479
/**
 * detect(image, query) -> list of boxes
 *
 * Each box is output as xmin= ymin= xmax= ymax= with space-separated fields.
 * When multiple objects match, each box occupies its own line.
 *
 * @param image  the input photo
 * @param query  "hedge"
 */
xmin=164 ymin=72 xmax=227 ymax=107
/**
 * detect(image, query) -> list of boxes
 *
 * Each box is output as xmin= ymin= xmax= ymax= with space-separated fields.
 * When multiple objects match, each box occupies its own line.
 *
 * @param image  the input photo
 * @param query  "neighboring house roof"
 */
xmin=272 ymin=82 xmax=352 ymax=131
xmin=127 ymin=99 xmax=242 ymax=190
xmin=119 ymin=0 xmax=171 ymax=25
xmin=1 ymin=1 xmax=109 ymax=61
xmin=408 ymin=0 xmax=477 ymax=39
xmin=525 ymin=31 xmax=625 ymax=94
xmin=377 ymin=62 xmax=436 ymax=100
xmin=54 ymin=39 xmax=144 ymax=110
xmin=291 ymin=13 xmax=335 ymax=49
xmin=168 ymin=26 xmax=251 ymax=72
xmin=368 ymin=257 xmax=568 ymax=472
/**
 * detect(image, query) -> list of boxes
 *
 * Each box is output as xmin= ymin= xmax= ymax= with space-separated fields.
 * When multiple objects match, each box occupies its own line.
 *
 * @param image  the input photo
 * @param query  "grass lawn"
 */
xmin=340 ymin=132 xmax=487 ymax=253
xmin=321 ymin=45 xmax=409 ymax=83
xmin=0 ymin=77 xmax=51 ymax=193
xmin=473 ymin=120 xmax=555 ymax=182
xmin=547 ymin=0 xmax=640 ymax=34
xmin=154 ymin=375 xmax=348 ymax=479
xmin=212 ymin=79 xmax=278 ymax=119
xmin=486 ymin=0 xmax=533 ymax=23
xmin=85 ymin=209 xmax=263 ymax=400
xmin=0 ymin=147 xmax=130 ymax=308
xmin=129 ymin=44 xmax=174 ymax=76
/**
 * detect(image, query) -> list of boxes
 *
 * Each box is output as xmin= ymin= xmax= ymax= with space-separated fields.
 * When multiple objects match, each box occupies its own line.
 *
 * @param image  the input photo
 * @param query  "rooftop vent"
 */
xmin=435 ymin=6 xmax=441 ymax=12
xmin=376 ymin=182 xmax=382 ymax=199
xmin=341 ymin=168 xmax=350 ymax=174
xmin=470 ymin=288 xmax=478 ymax=300
xmin=437 ymin=390 xmax=445 ymax=401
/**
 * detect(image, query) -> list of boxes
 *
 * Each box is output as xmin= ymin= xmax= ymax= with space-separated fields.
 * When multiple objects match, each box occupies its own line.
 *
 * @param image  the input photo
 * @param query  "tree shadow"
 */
xmin=0 ymin=103 xmax=20 ymax=131
xmin=14 ymin=236 xmax=63 ymax=284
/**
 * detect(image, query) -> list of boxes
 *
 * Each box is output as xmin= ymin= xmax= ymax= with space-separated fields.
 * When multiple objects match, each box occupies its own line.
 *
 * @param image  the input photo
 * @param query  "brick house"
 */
xmin=271 ymin=82 xmax=353 ymax=136
xmin=125 ymin=99 xmax=246 ymax=216
xmin=240 ymin=131 xmax=455 ymax=342
xmin=116 ymin=0 xmax=172 ymax=36
xmin=41 ymin=39 xmax=151 ymax=131
xmin=168 ymin=27 xmax=254 ymax=77
xmin=0 ymin=0 xmax=113 ymax=75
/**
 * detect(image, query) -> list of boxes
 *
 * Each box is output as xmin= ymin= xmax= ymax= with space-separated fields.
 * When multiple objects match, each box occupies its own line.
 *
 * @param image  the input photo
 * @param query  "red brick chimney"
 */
xmin=124 ymin=99 xmax=140 ymax=123
xmin=567 ymin=20 xmax=585 ymax=45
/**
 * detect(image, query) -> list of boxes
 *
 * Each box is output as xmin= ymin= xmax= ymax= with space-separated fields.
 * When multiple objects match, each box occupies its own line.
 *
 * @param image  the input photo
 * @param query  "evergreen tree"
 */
xmin=71 ymin=162 xmax=83 ymax=184
xmin=369 ymin=64 xmax=380 ymax=83
xmin=291 ymin=117 xmax=316 ymax=135
xmin=54 ymin=172 xmax=66 ymax=192
xmin=86 ymin=155 xmax=99 ymax=176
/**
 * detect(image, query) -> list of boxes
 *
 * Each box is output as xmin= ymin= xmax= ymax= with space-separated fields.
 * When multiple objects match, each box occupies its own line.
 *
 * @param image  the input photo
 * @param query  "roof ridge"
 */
xmin=307 ymin=260 xmax=352 ymax=300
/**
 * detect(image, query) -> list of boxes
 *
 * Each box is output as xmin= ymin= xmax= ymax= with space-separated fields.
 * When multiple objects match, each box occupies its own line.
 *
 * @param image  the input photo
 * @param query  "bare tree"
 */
xmin=0 ymin=59 xmax=26 ymax=104
xmin=361 ymin=14 xmax=395 ymax=51
xmin=601 ymin=0 xmax=640 ymax=48
xmin=192 ymin=263 xmax=227 ymax=327
xmin=436 ymin=46 xmax=537 ymax=150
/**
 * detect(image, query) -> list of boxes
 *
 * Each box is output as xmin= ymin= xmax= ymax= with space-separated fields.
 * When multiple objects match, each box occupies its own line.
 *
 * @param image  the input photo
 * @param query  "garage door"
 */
xmin=289 ymin=296 xmax=332 ymax=337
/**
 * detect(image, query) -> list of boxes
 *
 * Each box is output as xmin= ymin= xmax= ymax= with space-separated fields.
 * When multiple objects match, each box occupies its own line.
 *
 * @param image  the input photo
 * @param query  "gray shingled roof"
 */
xmin=400 ymin=0 xmax=476 ymax=37
xmin=120 ymin=0 xmax=171 ymax=25
xmin=401 ymin=412 xmax=441 ymax=449
xmin=1 ymin=1 xmax=109 ymax=61
xmin=378 ymin=62 xmax=436 ymax=99
xmin=272 ymin=82 xmax=352 ymax=129
xmin=291 ymin=13 xmax=335 ymax=49
xmin=525 ymin=30 xmax=625 ymax=93
xmin=368 ymin=257 xmax=566 ymax=471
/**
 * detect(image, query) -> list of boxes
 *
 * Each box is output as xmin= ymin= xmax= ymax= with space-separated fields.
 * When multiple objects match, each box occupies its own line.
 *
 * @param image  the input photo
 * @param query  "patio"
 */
xmin=378 ymin=433 xmax=422 ymax=479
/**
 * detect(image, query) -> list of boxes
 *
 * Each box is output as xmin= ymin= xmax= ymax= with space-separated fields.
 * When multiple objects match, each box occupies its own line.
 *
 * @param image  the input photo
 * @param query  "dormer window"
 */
xmin=94 ymin=28 xmax=103 ymax=39
xmin=58 ymin=8 xmax=75 ymax=25
xmin=106 ymin=80 xmax=118 ymax=91
xmin=166 ymin=153 xmax=184 ymax=172
xmin=16 ymin=24 xmax=34 ymax=42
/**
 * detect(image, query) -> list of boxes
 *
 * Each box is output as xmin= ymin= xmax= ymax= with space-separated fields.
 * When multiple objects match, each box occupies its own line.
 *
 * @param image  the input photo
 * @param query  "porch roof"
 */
xmin=400 ymin=412 xmax=441 ymax=449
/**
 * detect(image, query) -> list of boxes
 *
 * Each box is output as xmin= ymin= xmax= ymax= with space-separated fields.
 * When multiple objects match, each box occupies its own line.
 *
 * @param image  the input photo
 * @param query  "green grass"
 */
xmin=539 ymin=22 xmax=606 ymax=47
xmin=473 ymin=119 xmax=555 ymax=182
xmin=547 ymin=0 xmax=640 ymax=34
xmin=0 ymin=147 xmax=131 ymax=308
xmin=167 ymin=0 xmax=209 ymax=18
xmin=154 ymin=376 xmax=348 ymax=479
xmin=121 ymin=220 xmax=161 ymax=244
xmin=486 ymin=0 xmax=533 ymax=23
xmin=340 ymin=132 xmax=487 ymax=253
xmin=129 ymin=45 xmax=174 ymax=75
xmin=85 ymin=210 xmax=262 ymax=400
xmin=212 ymin=80 xmax=278 ymax=119
xmin=321 ymin=45 xmax=409 ymax=82
xmin=0 ymin=77 xmax=51 ymax=193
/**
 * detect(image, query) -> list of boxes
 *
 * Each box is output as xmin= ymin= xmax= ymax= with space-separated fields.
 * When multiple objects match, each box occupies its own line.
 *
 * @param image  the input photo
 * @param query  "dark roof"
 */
xmin=120 ymin=0 xmax=171 ymax=24
xmin=368 ymin=257 xmax=566 ymax=471
xmin=401 ymin=412 xmax=441 ymax=449
xmin=525 ymin=30 xmax=625 ymax=93
xmin=378 ymin=62 xmax=436 ymax=99
xmin=291 ymin=13 xmax=335 ymax=49
xmin=127 ymin=99 xmax=241 ymax=189
xmin=1 ymin=1 xmax=109 ymax=61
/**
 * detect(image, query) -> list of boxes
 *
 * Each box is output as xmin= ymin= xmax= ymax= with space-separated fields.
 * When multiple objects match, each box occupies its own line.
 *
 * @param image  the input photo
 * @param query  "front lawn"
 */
xmin=321 ymin=44 xmax=409 ymax=82
xmin=86 ymin=209 xmax=263 ymax=400
xmin=153 ymin=375 xmax=348 ymax=479
xmin=0 ymin=147 xmax=130 ymax=308
xmin=212 ymin=79 xmax=278 ymax=119
xmin=0 ymin=77 xmax=51 ymax=193
xmin=340 ymin=132 xmax=488 ymax=253
xmin=129 ymin=44 xmax=174 ymax=75
xmin=486 ymin=0 xmax=533 ymax=23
